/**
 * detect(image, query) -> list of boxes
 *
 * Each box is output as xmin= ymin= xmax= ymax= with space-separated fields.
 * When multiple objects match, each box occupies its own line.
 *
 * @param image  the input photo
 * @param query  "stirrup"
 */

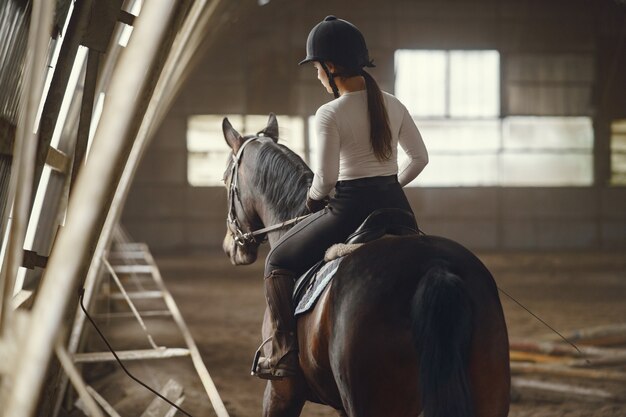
xmin=251 ymin=336 xmax=273 ymax=376
xmin=251 ymin=336 xmax=299 ymax=380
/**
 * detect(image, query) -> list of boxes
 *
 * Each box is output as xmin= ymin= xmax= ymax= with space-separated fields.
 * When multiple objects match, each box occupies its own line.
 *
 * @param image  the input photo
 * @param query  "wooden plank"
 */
xmin=55 ymin=343 xmax=104 ymax=417
xmin=111 ymin=265 xmax=154 ymax=274
xmin=510 ymin=362 xmax=626 ymax=382
xmin=107 ymin=252 xmax=148 ymax=260
xmin=73 ymin=347 xmax=189 ymax=363
xmin=113 ymin=242 xmax=149 ymax=250
xmin=510 ymin=338 xmax=626 ymax=357
xmin=510 ymin=350 xmax=567 ymax=364
xmin=512 ymin=377 xmax=619 ymax=403
xmin=94 ymin=310 xmax=172 ymax=320
xmin=139 ymin=379 xmax=183 ymax=417
xmin=103 ymin=291 xmax=163 ymax=300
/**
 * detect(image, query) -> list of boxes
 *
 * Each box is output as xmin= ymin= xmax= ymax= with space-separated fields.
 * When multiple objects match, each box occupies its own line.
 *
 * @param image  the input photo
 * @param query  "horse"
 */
xmin=221 ymin=113 xmax=510 ymax=417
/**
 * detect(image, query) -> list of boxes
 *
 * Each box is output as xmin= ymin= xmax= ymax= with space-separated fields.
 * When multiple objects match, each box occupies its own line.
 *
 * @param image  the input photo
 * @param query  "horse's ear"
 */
xmin=259 ymin=113 xmax=279 ymax=142
xmin=223 ymin=117 xmax=244 ymax=152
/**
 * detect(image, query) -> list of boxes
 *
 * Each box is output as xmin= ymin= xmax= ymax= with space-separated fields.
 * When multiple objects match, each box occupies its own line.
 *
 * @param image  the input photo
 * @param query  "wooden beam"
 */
xmin=509 ymin=338 xmax=626 ymax=357
xmin=511 ymin=362 xmax=626 ymax=382
xmin=102 ymin=291 xmax=163 ymax=300
xmin=509 ymin=350 xmax=567 ymax=364
xmin=94 ymin=310 xmax=172 ymax=320
xmin=111 ymin=264 xmax=153 ymax=274
xmin=0 ymin=0 xmax=55 ymax=340
xmin=55 ymin=342 xmax=104 ymax=417
xmin=32 ymin=0 xmax=94 ymax=216
xmin=73 ymin=347 xmax=190 ymax=363
xmin=70 ymin=49 xmax=100 ymax=191
xmin=3 ymin=2 xmax=180 ymax=415
xmin=512 ymin=377 xmax=620 ymax=403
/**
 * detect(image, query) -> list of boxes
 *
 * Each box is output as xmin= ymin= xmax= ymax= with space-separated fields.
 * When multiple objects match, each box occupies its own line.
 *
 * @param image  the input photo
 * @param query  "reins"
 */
xmin=226 ymin=136 xmax=312 ymax=247
xmin=237 ymin=214 xmax=312 ymax=244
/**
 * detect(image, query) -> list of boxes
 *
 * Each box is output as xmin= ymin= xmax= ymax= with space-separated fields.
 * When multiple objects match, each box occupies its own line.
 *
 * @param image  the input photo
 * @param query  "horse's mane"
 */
xmin=253 ymin=141 xmax=313 ymax=221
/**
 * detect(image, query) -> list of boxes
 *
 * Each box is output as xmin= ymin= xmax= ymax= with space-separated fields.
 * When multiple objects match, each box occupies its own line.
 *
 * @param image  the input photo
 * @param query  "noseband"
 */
xmin=226 ymin=136 xmax=312 ymax=248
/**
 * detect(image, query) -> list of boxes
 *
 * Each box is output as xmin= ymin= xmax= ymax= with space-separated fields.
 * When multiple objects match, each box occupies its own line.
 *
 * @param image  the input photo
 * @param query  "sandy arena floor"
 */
xmin=72 ymin=248 xmax=626 ymax=417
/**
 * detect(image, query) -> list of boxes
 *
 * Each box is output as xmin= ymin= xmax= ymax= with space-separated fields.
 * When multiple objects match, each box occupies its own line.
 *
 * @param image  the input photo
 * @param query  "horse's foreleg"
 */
xmin=262 ymin=379 xmax=307 ymax=417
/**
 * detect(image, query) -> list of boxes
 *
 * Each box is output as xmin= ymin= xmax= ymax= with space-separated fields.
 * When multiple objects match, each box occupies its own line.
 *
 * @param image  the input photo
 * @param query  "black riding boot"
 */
xmin=254 ymin=269 xmax=299 ymax=380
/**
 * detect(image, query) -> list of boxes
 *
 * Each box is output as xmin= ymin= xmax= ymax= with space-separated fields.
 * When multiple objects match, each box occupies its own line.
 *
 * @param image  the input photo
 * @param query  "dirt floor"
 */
xmin=72 ymin=248 xmax=626 ymax=417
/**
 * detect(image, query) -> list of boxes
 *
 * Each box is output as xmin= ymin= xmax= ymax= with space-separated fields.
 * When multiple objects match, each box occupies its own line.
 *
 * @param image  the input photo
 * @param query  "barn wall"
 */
xmin=122 ymin=0 xmax=626 ymax=253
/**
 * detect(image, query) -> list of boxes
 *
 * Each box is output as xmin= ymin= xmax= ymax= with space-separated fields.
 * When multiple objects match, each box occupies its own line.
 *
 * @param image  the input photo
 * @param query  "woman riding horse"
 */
xmin=256 ymin=15 xmax=429 ymax=380
xmin=222 ymin=15 xmax=510 ymax=417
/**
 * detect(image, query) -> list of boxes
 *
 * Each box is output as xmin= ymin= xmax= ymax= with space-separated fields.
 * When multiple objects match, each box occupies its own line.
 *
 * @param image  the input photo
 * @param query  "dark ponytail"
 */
xmin=361 ymin=69 xmax=392 ymax=161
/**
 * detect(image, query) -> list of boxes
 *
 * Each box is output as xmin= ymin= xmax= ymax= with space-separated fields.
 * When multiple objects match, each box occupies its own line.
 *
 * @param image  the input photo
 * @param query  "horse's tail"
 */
xmin=411 ymin=263 xmax=473 ymax=417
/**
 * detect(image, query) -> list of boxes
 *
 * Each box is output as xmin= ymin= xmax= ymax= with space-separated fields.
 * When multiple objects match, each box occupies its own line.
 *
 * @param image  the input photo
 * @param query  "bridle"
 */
xmin=225 ymin=136 xmax=311 ymax=247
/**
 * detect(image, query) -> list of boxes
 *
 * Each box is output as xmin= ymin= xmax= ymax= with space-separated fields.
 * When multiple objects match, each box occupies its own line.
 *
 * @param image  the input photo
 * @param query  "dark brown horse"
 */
xmin=221 ymin=114 xmax=510 ymax=417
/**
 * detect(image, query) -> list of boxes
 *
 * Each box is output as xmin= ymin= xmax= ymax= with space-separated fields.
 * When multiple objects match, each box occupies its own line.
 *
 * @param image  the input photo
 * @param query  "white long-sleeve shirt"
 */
xmin=308 ymin=90 xmax=429 ymax=200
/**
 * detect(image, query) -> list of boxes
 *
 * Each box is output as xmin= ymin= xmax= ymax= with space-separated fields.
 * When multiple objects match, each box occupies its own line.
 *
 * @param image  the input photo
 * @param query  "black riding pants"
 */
xmin=265 ymin=175 xmax=414 ymax=277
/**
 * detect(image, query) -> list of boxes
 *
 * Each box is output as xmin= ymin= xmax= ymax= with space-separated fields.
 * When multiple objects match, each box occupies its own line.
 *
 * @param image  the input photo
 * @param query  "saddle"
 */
xmin=345 ymin=207 xmax=419 ymax=244
xmin=293 ymin=208 xmax=419 ymax=316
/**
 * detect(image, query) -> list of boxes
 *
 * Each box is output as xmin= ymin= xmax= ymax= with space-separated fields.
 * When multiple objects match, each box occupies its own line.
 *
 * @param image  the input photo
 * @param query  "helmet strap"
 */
xmin=321 ymin=62 xmax=340 ymax=99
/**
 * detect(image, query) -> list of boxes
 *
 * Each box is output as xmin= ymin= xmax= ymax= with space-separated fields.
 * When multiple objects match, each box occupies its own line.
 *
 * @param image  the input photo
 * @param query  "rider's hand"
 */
xmin=306 ymin=196 xmax=328 ymax=213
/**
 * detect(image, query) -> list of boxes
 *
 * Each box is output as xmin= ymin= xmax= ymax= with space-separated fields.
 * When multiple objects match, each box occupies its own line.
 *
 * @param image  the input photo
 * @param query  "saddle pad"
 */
xmin=294 ymin=257 xmax=343 ymax=316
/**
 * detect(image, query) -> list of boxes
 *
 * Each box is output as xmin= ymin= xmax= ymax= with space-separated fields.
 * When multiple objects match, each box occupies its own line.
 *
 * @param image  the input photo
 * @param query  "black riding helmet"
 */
xmin=299 ymin=16 xmax=374 ymax=98
xmin=299 ymin=15 xmax=374 ymax=69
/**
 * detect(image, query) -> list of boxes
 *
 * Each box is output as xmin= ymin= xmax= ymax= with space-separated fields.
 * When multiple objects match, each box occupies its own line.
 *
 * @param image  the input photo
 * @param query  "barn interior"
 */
xmin=0 ymin=0 xmax=625 ymax=416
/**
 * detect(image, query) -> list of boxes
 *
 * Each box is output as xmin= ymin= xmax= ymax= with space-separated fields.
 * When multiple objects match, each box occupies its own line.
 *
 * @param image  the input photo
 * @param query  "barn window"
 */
xmin=395 ymin=50 xmax=500 ymax=118
xmin=394 ymin=49 xmax=593 ymax=186
xmin=611 ymin=120 xmax=626 ymax=185
xmin=499 ymin=117 xmax=593 ymax=186
xmin=187 ymin=115 xmax=305 ymax=186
